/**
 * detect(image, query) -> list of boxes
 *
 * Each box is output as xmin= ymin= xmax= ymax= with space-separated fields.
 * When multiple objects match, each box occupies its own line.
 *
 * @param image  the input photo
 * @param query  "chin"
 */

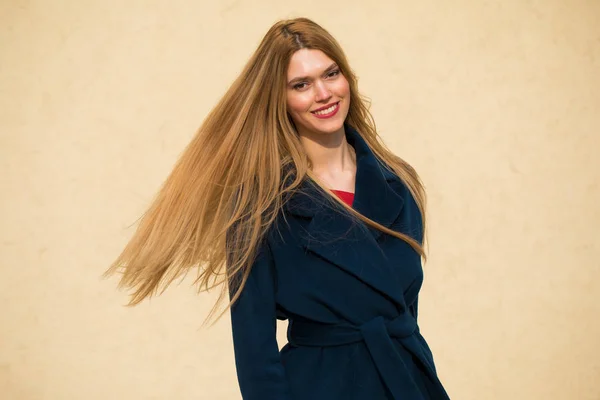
xmin=309 ymin=117 xmax=346 ymax=133
xmin=309 ymin=124 xmax=343 ymax=136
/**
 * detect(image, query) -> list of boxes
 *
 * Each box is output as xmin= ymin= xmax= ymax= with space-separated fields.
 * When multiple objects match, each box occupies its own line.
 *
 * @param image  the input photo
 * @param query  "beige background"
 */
xmin=1 ymin=0 xmax=599 ymax=399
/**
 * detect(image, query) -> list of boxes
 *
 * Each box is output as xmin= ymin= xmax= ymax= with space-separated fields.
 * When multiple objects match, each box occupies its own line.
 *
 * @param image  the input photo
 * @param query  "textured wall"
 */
xmin=1 ymin=1 xmax=598 ymax=399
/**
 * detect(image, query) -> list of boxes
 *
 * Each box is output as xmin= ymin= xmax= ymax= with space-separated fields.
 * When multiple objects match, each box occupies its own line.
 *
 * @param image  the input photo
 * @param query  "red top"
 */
xmin=331 ymin=189 xmax=355 ymax=207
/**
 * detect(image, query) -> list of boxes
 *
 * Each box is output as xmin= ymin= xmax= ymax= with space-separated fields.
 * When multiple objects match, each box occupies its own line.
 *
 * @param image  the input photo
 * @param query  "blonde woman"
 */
xmin=104 ymin=17 xmax=451 ymax=400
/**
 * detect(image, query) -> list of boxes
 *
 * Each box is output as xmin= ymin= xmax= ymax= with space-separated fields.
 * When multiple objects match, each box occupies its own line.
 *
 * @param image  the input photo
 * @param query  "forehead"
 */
xmin=287 ymin=49 xmax=335 ymax=79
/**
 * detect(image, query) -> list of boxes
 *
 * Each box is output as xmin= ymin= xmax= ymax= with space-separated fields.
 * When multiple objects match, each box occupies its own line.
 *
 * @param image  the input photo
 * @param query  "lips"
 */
xmin=311 ymin=101 xmax=339 ymax=113
xmin=311 ymin=101 xmax=340 ymax=119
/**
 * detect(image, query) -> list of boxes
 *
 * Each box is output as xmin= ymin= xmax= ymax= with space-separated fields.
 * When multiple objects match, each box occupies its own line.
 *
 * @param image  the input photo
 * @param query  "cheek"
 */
xmin=337 ymin=77 xmax=350 ymax=96
xmin=286 ymin=93 xmax=311 ymax=115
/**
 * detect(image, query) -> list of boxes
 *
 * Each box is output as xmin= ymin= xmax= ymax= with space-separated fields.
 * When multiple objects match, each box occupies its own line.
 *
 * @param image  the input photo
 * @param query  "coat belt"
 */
xmin=288 ymin=314 xmax=449 ymax=400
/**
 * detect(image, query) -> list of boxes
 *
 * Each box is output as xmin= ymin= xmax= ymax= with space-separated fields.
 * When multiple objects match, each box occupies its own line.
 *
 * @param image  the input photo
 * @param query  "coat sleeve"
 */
xmin=409 ymin=294 xmax=419 ymax=321
xmin=227 ymin=236 xmax=293 ymax=400
xmin=409 ymin=295 xmax=439 ymax=374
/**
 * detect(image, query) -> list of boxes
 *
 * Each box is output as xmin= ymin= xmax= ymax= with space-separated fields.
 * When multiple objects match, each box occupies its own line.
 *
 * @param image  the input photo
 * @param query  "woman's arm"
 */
xmin=228 ymin=237 xmax=293 ymax=400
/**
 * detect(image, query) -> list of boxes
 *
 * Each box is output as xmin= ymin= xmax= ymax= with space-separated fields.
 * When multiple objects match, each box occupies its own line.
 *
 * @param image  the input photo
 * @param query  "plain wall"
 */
xmin=1 ymin=0 xmax=599 ymax=399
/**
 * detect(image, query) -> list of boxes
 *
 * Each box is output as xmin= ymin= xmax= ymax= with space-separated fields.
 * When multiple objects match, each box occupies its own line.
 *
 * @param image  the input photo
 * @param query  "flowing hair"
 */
xmin=102 ymin=17 xmax=428 ymax=327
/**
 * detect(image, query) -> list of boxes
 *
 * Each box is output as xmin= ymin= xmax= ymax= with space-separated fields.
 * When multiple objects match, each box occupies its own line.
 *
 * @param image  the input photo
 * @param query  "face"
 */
xmin=286 ymin=49 xmax=350 ymax=139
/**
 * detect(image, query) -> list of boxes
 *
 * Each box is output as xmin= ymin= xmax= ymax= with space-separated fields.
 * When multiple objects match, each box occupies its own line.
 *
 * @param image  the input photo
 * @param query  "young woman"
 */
xmin=104 ymin=17 xmax=451 ymax=400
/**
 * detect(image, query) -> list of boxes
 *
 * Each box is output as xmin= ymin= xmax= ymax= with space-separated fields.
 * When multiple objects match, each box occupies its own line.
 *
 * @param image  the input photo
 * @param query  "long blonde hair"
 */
xmin=102 ymin=17 xmax=428 ymax=326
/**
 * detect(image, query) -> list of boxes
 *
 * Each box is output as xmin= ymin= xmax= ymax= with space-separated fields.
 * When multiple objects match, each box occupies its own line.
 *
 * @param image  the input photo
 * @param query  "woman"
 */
xmin=104 ymin=17 xmax=451 ymax=400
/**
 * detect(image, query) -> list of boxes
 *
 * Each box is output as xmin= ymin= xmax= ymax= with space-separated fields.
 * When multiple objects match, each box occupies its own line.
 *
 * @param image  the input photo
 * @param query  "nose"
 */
xmin=314 ymin=80 xmax=332 ymax=102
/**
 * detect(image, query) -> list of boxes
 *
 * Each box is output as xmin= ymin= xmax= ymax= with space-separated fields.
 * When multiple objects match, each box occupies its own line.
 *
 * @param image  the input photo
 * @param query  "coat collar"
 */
xmin=282 ymin=123 xmax=408 ymax=307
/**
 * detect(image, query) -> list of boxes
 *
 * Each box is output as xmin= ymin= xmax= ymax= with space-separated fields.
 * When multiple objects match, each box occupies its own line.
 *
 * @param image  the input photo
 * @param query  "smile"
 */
xmin=311 ymin=101 xmax=340 ymax=118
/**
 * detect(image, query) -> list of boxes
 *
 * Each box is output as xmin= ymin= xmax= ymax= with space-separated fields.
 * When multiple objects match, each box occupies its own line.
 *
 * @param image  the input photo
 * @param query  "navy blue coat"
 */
xmin=228 ymin=124 xmax=450 ymax=400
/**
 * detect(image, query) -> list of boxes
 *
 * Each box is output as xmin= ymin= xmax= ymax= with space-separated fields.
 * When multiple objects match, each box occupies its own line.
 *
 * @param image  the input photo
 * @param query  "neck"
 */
xmin=298 ymin=126 xmax=356 ymax=177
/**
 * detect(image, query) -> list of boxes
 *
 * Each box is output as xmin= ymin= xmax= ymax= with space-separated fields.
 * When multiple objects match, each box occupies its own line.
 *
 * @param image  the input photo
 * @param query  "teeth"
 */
xmin=313 ymin=103 xmax=338 ymax=115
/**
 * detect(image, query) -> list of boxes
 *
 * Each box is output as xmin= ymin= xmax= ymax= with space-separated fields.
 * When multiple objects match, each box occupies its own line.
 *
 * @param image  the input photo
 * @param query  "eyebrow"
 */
xmin=287 ymin=63 xmax=339 ymax=86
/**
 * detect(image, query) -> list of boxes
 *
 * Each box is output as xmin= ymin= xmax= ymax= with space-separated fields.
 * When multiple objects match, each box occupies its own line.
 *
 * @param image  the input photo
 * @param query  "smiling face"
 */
xmin=286 ymin=48 xmax=350 ymax=139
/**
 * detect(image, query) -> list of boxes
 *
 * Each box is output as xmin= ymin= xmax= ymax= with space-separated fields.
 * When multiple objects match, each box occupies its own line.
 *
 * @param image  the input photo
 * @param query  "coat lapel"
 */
xmin=283 ymin=124 xmax=408 ymax=307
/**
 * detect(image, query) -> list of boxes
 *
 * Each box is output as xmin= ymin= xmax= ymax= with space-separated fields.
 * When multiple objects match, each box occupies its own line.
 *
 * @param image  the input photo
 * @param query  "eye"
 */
xmin=292 ymin=69 xmax=340 ymax=91
xmin=293 ymin=82 xmax=308 ymax=90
